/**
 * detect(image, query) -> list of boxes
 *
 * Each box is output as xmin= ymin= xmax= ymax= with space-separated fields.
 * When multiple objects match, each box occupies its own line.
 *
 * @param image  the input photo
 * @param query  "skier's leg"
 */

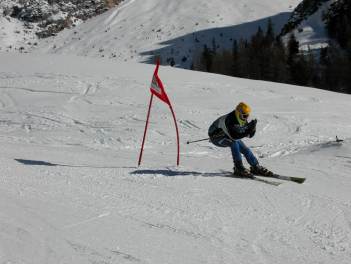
xmin=231 ymin=141 xmax=251 ymax=177
xmin=237 ymin=140 xmax=259 ymax=167
xmin=230 ymin=140 xmax=242 ymax=165
xmin=237 ymin=140 xmax=273 ymax=176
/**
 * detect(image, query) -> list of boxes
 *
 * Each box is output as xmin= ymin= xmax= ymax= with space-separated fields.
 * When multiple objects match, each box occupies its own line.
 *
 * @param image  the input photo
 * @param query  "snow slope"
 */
xmin=0 ymin=14 xmax=39 ymax=53
xmin=0 ymin=0 xmax=122 ymax=53
xmin=283 ymin=0 xmax=335 ymax=51
xmin=36 ymin=0 xmax=300 ymax=67
xmin=0 ymin=53 xmax=351 ymax=263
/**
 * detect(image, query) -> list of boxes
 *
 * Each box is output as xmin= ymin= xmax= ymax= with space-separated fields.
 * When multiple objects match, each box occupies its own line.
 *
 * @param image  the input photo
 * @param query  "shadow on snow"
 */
xmin=14 ymin=159 xmax=136 ymax=169
xmin=15 ymin=159 xmax=230 ymax=177
xmin=130 ymin=169 xmax=230 ymax=177
xmin=139 ymin=12 xmax=292 ymax=67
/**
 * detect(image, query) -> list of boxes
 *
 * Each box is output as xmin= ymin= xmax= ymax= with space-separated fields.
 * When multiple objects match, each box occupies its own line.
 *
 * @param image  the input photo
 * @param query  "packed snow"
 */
xmin=0 ymin=53 xmax=351 ymax=263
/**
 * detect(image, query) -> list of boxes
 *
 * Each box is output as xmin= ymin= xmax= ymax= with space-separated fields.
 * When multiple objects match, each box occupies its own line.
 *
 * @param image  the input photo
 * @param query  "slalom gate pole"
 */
xmin=169 ymin=103 xmax=180 ymax=166
xmin=138 ymin=94 xmax=154 ymax=166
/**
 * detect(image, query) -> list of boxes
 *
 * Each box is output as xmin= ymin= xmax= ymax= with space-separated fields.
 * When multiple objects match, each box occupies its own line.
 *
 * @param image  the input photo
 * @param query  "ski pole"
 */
xmin=186 ymin=138 xmax=210 ymax=144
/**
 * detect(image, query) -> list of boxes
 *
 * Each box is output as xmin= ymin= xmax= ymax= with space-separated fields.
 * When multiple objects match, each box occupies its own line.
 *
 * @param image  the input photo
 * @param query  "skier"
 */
xmin=208 ymin=102 xmax=273 ymax=177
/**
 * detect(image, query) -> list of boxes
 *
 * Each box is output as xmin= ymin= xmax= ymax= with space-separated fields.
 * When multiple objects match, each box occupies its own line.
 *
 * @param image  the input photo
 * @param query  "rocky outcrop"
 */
xmin=2 ymin=0 xmax=123 ymax=38
xmin=280 ymin=0 xmax=330 ymax=36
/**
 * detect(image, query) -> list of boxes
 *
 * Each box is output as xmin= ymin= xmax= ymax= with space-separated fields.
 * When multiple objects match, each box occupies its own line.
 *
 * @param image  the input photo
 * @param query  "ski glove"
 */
xmin=249 ymin=128 xmax=256 ymax=138
xmin=247 ymin=119 xmax=257 ymax=138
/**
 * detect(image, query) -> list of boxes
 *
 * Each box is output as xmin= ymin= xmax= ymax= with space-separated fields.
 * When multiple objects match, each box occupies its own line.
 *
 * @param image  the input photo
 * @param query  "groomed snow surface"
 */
xmin=0 ymin=53 xmax=351 ymax=263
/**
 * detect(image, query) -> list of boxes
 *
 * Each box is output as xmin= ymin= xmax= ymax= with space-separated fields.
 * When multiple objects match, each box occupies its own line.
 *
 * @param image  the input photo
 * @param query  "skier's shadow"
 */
xmin=14 ymin=159 xmax=136 ymax=169
xmin=130 ymin=169 xmax=229 ymax=177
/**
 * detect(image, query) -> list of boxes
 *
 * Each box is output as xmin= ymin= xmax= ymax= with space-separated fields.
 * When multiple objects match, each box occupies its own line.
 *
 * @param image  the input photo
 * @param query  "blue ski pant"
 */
xmin=230 ymin=140 xmax=258 ymax=166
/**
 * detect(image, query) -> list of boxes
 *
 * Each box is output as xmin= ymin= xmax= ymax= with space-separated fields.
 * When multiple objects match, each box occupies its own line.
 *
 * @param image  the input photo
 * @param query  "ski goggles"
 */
xmin=240 ymin=113 xmax=249 ymax=120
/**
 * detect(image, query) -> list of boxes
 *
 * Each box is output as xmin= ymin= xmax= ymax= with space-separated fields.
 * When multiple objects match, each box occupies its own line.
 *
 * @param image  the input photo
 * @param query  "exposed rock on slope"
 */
xmin=0 ymin=0 xmax=122 ymax=52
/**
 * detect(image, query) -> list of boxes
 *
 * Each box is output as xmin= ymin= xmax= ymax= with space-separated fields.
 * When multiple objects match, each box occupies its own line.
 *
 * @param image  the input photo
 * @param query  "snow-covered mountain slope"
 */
xmin=36 ymin=0 xmax=301 ymax=67
xmin=281 ymin=0 xmax=335 ymax=50
xmin=1 ymin=53 xmax=351 ymax=263
xmin=0 ymin=13 xmax=39 ymax=52
xmin=0 ymin=0 xmax=122 ymax=53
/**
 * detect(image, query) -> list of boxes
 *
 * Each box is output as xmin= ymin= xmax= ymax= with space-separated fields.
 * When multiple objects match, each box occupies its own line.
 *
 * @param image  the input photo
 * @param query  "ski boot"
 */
xmin=233 ymin=162 xmax=252 ymax=178
xmin=250 ymin=164 xmax=274 ymax=177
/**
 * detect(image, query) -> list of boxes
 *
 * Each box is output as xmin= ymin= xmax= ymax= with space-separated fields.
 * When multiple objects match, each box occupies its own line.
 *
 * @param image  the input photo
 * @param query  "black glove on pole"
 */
xmin=248 ymin=119 xmax=257 ymax=138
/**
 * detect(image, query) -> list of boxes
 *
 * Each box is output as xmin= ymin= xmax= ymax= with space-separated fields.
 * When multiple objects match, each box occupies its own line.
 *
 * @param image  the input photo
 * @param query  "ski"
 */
xmin=271 ymin=174 xmax=305 ymax=184
xmin=253 ymin=173 xmax=306 ymax=184
xmin=250 ymin=176 xmax=282 ymax=186
xmin=226 ymin=173 xmax=282 ymax=186
xmin=224 ymin=172 xmax=305 ymax=185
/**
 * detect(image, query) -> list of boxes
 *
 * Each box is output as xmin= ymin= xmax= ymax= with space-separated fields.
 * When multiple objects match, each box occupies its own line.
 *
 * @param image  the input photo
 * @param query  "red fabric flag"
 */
xmin=150 ymin=60 xmax=170 ymax=105
xmin=138 ymin=60 xmax=180 ymax=166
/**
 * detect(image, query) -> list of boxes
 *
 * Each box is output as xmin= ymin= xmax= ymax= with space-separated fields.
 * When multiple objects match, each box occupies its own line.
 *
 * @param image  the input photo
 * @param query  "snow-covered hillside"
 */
xmin=0 ymin=0 xmax=122 ymax=53
xmin=0 ymin=1 xmax=40 ymax=53
xmin=0 ymin=53 xmax=351 ymax=263
xmin=281 ymin=0 xmax=335 ymax=50
xmin=36 ymin=0 xmax=301 ymax=67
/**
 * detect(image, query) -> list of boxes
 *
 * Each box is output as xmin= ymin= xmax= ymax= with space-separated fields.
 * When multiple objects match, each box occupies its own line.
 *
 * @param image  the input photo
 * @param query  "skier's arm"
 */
xmin=248 ymin=119 xmax=257 ymax=138
xmin=227 ymin=119 xmax=257 ymax=139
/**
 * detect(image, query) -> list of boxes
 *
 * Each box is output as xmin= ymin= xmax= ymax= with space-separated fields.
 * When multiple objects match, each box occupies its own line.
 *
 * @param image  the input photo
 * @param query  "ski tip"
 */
xmin=293 ymin=178 xmax=306 ymax=184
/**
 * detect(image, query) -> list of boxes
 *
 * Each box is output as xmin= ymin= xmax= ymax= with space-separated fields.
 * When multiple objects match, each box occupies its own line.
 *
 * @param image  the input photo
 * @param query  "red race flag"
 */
xmin=138 ymin=60 xmax=180 ymax=166
xmin=150 ymin=61 xmax=170 ymax=105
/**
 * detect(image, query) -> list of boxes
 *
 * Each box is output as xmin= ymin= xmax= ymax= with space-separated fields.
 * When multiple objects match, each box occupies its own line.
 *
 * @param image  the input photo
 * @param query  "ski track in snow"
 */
xmin=0 ymin=54 xmax=351 ymax=263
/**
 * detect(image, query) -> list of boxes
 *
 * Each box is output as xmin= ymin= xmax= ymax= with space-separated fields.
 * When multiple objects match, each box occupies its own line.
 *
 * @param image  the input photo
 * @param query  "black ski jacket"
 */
xmin=208 ymin=111 xmax=256 ymax=146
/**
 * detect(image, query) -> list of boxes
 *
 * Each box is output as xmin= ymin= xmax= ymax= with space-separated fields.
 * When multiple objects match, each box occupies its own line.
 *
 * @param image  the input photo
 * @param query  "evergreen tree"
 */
xmin=201 ymin=45 xmax=214 ymax=72
xmin=306 ymin=49 xmax=320 ymax=87
xmin=212 ymin=37 xmax=218 ymax=55
xmin=232 ymin=40 xmax=240 ymax=76
xmin=212 ymin=50 xmax=232 ymax=76
xmin=237 ymin=39 xmax=251 ymax=78
xmin=271 ymin=36 xmax=289 ymax=82
xmin=190 ymin=14 xmax=351 ymax=94
xmin=249 ymin=27 xmax=265 ymax=79
xmin=324 ymin=0 xmax=351 ymax=49
xmin=264 ymin=18 xmax=275 ymax=47
xmin=287 ymin=33 xmax=299 ymax=64
xmin=287 ymin=33 xmax=300 ymax=83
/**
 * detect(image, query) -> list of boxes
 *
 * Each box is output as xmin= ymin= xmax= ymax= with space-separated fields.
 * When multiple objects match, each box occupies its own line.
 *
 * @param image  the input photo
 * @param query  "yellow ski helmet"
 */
xmin=235 ymin=102 xmax=251 ymax=123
